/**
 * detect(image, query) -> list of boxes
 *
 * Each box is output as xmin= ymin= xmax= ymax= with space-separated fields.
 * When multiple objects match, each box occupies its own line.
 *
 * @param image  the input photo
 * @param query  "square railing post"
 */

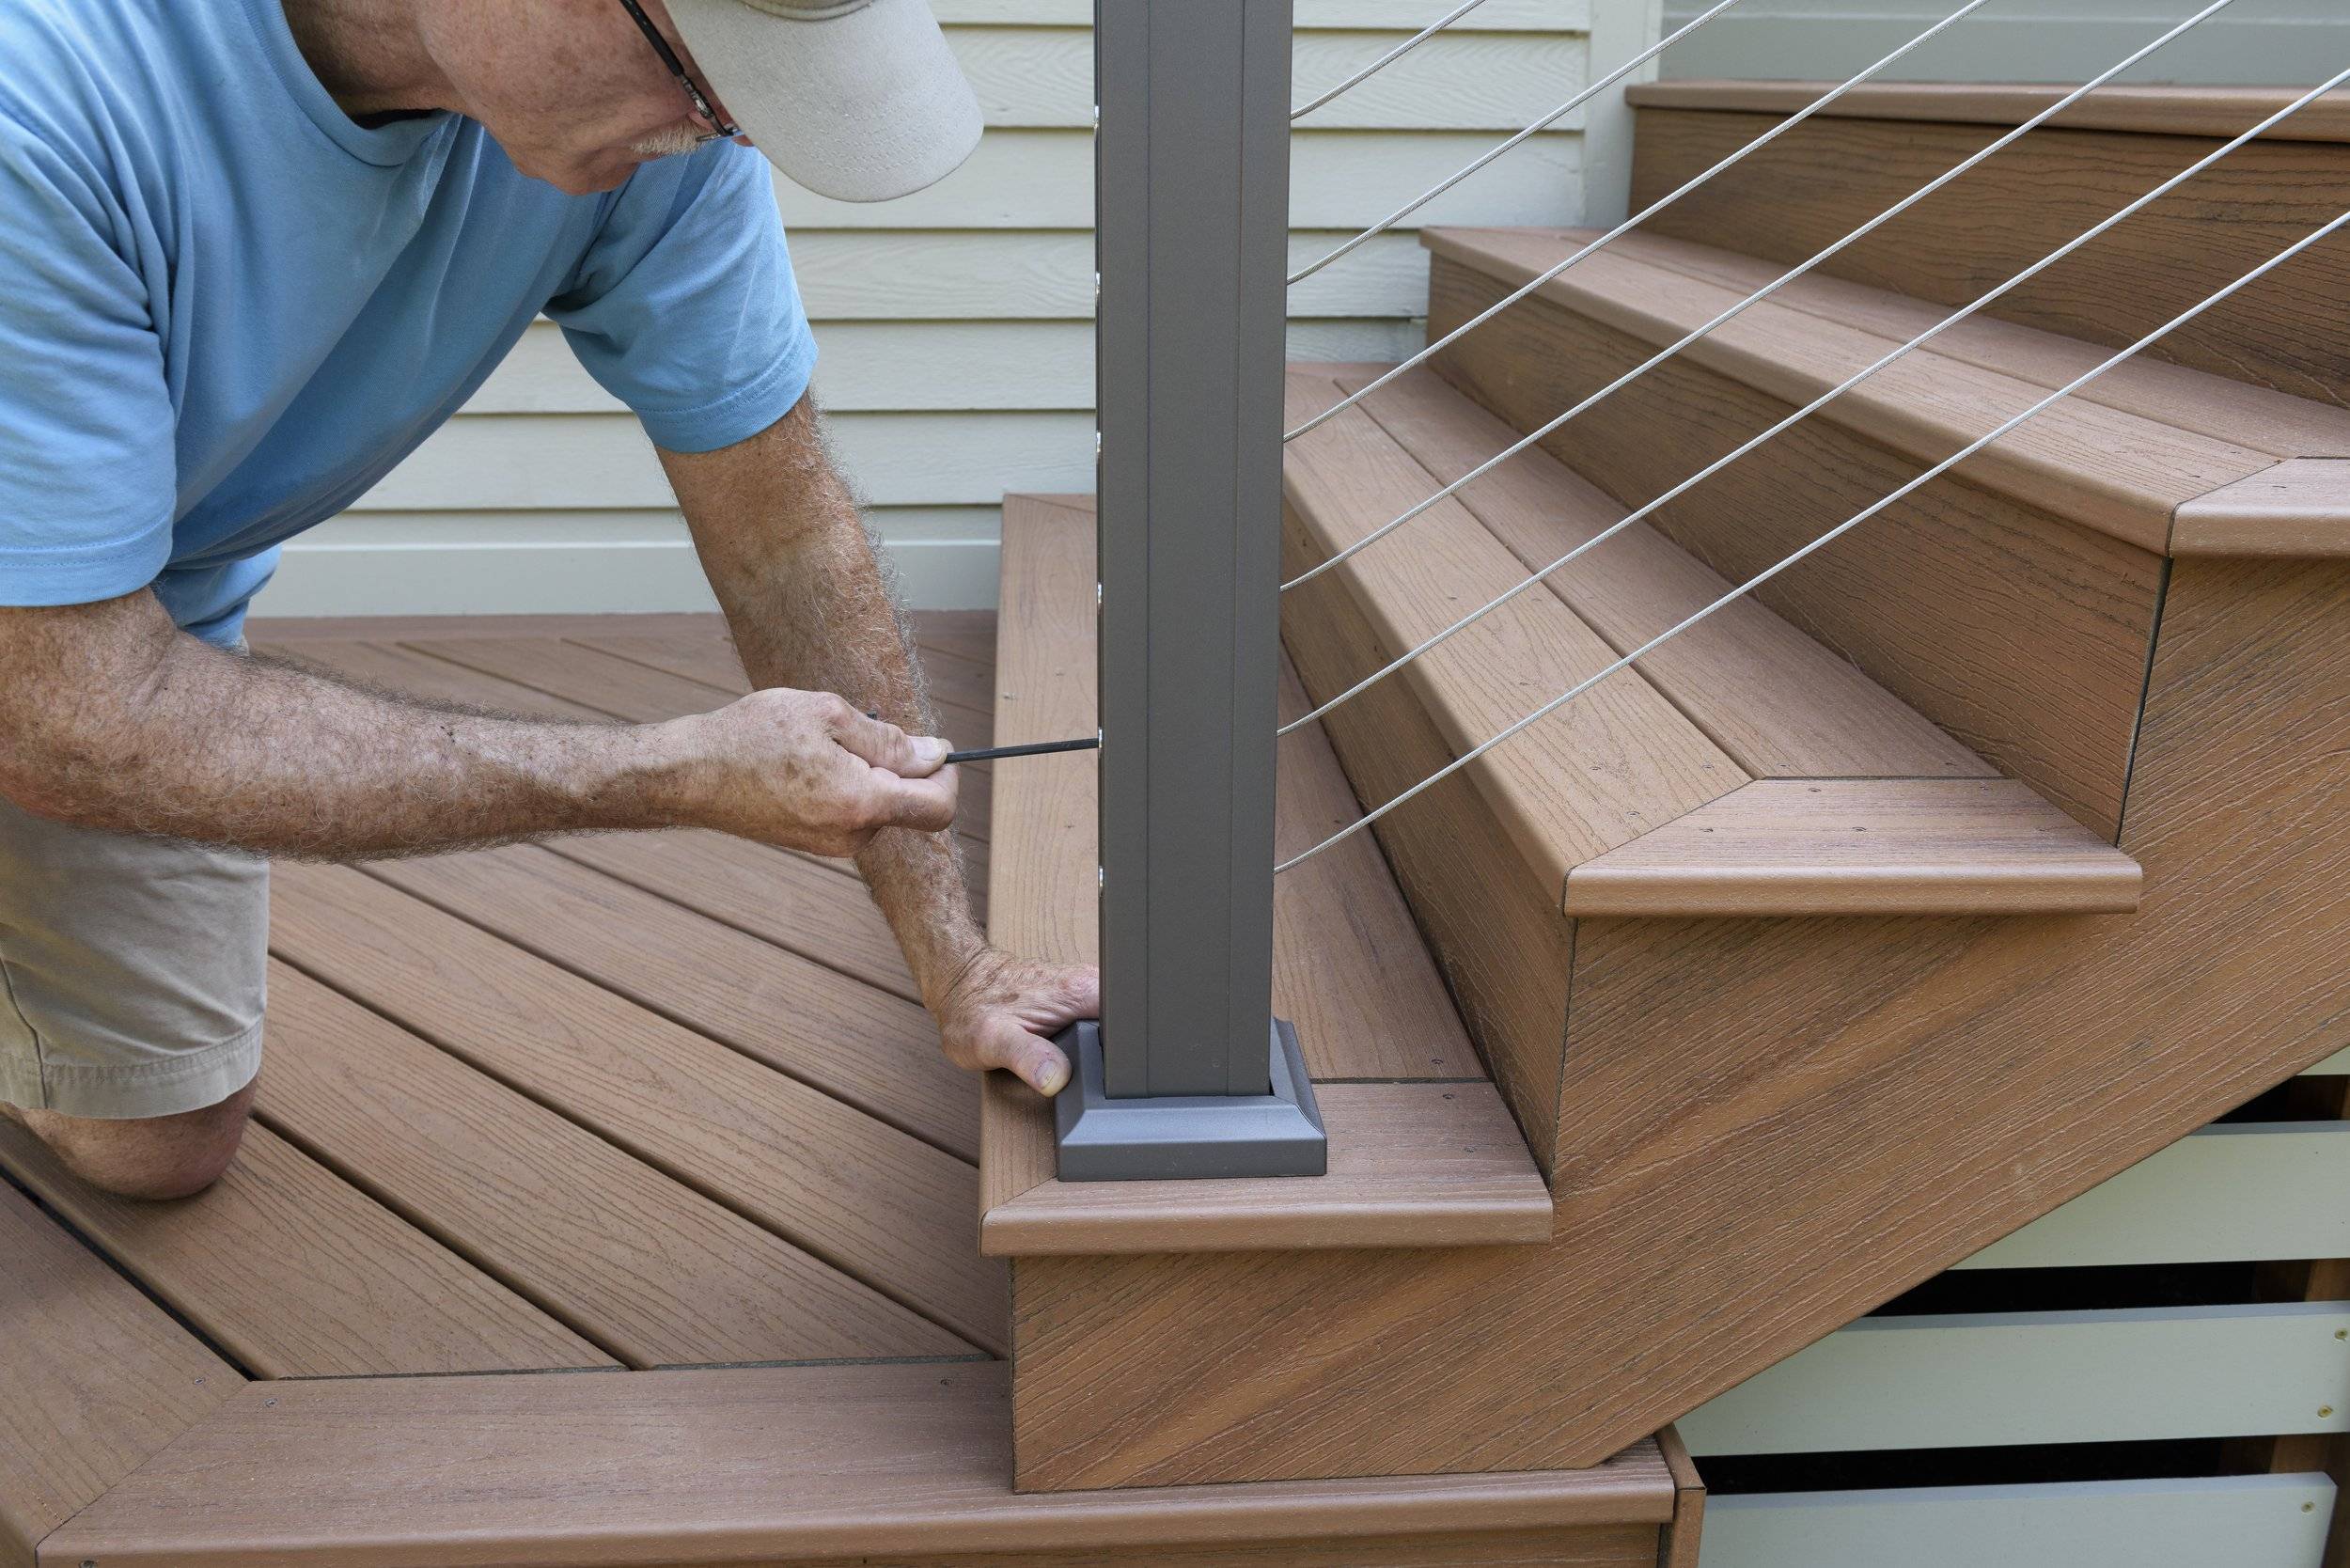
xmin=1052 ymin=0 xmax=1325 ymax=1181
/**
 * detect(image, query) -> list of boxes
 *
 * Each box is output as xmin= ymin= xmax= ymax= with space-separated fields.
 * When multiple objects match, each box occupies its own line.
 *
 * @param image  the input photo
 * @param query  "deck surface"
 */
xmin=0 ymin=613 xmax=1009 ymax=1392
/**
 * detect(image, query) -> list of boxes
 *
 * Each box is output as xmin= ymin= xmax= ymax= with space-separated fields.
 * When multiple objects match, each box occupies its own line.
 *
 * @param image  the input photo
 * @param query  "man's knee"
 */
xmin=16 ymin=1079 xmax=257 ymax=1200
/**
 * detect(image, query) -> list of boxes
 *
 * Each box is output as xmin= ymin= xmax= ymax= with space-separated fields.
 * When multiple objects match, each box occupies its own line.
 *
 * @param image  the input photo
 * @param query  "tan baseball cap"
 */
xmin=664 ymin=0 xmax=983 ymax=202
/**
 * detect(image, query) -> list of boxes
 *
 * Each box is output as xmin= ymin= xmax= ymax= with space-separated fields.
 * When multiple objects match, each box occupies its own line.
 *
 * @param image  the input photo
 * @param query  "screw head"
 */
xmin=2322 ymin=1404 xmax=2336 ymax=1419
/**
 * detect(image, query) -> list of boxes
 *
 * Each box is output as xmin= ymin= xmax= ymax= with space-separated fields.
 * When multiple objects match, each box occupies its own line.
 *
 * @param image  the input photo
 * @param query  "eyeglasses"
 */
xmin=617 ymin=0 xmax=743 ymax=144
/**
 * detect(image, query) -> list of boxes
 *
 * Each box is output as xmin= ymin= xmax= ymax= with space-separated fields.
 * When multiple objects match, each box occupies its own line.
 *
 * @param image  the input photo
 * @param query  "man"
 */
xmin=0 ymin=0 xmax=1092 ymax=1201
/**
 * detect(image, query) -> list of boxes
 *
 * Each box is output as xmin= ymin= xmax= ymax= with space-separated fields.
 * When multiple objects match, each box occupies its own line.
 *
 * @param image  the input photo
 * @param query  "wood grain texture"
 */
xmin=1330 ymin=364 xmax=1992 ymax=780
xmin=0 ymin=1119 xmax=608 ymax=1379
xmin=979 ymin=496 xmax=1098 ymax=1217
xmin=400 ymin=634 xmax=994 ymax=848
xmin=0 ymin=1183 xmax=238 ymax=1568
xmin=1280 ymin=481 xmax=1576 ymax=1169
xmin=1274 ymin=657 xmax=1490 ymax=1083
xmin=544 ymin=829 xmax=920 ymax=1001
xmin=572 ymin=629 xmax=999 ymax=745
xmin=1625 ymin=81 xmax=2350 ymax=146
xmin=979 ymin=497 xmax=1545 ymax=1248
xmin=1283 ymin=372 xmax=1747 ymax=889
xmin=682 ymin=1527 xmax=1661 ymax=1568
xmin=268 ymin=861 xmax=1007 ymax=1354
xmin=365 ymin=844 xmax=978 ymax=1158
xmin=1010 ymin=560 xmax=2350 ymax=1489
xmin=1425 ymin=226 xmax=2274 ymax=556
xmin=1562 ymin=780 xmax=2143 ymax=917
xmin=1655 ymin=1426 xmax=1704 ymax=1568
xmin=2176 ymin=459 xmax=2350 ymax=557
xmin=1600 ymin=229 xmax=2350 ymax=463
xmin=1627 ymin=107 xmax=2350 ymax=407
xmin=256 ymin=962 xmax=969 ymax=1367
xmin=984 ymin=1083 xmax=1550 ymax=1256
xmin=45 ymin=1365 xmax=1674 ymax=1568
xmin=1423 ymin=252 xmax=2165 ymax=839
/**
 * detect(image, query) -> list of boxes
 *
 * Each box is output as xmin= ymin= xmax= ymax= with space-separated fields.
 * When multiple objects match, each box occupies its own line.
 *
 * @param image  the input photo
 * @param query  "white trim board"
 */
xmin=1679 ymin=1301 xmax=2350 ymax=1456
xmin=1699 ymin=1475 xmax=2334 ymax=1568
xmin=1958 ymin=1121 xmax=2350 ymax=1270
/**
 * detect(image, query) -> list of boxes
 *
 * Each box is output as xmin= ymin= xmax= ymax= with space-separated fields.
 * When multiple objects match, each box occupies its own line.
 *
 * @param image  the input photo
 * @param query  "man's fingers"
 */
xmin=973 ymin=1015 xmax=1072 ymax=1097
xmin=870 ymin=771 xmax=958 ymax=835
xmin=833 ymin=708 xmax=948 ymax=776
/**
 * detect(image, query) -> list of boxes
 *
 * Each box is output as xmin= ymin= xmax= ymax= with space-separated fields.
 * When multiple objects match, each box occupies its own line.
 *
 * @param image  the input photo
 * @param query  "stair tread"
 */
xmin=1284 ymin=368 xmax=1747 ymax=892
xmin=1424 ymin=225 xmax=2322 ymax=556
xmin=1331 ymin=363 xmax=1995 ymax=781
xmin=981 ymin=494 xmax=1550 ymax=1258
xmin=1565 ymin=779 xmax=2141 ymax=917
xmin=1625 ymin=80 xmax=2350 ymax=147
xmin=48 ymin=1363 xmax=1676 ymax=1567
xmin=1286 ymin=364 xmax=2144 ymax=918
xmin=1601 ymin=227 xmax=2350 ymax=463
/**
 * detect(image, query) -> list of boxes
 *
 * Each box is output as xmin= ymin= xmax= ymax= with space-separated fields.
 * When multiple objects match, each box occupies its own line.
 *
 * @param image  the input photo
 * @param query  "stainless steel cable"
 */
xmin=1291 ymin=0 xmax=1499 ymax=121
xmin=1287 ymin=0 xmax=1749 ymax=283
xmin=1276 ymin=202 xmax=2350 ymax=875
xmin=1282 ymin=0 xmax=2000 ymax=441
xmin=1276 ymin=64 xmax=2350 ymax=741
xmin=1276 ymin=0 xmax=2240 ymax=599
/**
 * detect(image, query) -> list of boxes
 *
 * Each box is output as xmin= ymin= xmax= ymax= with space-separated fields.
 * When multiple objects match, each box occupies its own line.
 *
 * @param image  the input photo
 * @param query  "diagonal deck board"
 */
xmin=268 ymin=861 xmax=1008 ymax=1352
xmin=545 ymin=829 xmax=922 ymax=1001
xmin=0 ymin=1119 xmax=610 ymax=1378
xmin=0 ymin=1183 xmax=239 ymax=1568
xmin=256 ymin=962 xmax=972 ymax=1367
xmin=578 ymin=629 xmax=1001 ymax=742
xmin=365 ymin=844 xmax=979 ymax=1158
xmin=46 ymin=1363 xmax=1674 ymax=1568
xmin=410 ymin=635 xmax=996 ymax=840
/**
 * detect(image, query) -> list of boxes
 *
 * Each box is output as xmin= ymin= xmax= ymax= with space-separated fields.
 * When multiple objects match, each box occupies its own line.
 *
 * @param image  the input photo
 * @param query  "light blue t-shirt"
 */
xmin=0 ymin=0 xmax=817 ymax=647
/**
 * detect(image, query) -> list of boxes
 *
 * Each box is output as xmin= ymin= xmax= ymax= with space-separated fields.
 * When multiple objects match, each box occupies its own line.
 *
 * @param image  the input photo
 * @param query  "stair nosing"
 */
xmin=1419 ymin=226 xmax=2284 ymax=556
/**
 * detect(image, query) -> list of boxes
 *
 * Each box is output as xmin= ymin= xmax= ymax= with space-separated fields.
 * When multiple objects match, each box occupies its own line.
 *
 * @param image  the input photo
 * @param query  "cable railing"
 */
xmin=1282 ymin=0 xmax=2005 ymax=438
xmin=1275 ymin=0 xmax=2244 ymax=600
xmin=1289 ymin=0 xmax=1496 ymax=121
xmin=1074 ymin=0 xmax=2328 ymax=1177
xmin=1277 ymin=50 xmax=2343 ymax=751
xmin=1276 ymin=203 xmax=2350 ymax=873
xmin=1286 ymin=0 xmax=1750 ymax=285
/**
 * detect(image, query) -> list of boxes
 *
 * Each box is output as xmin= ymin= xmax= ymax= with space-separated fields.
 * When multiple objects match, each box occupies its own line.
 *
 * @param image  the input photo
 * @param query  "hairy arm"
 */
xmin=661 ymin=397 xmax=1093 ymax=1095
xmin=0 ymin=588 xmax=951 ymax=860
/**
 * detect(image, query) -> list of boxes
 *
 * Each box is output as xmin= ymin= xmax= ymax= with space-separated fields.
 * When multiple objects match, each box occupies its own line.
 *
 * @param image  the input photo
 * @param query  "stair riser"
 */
xmin=1630 ymin=107 xmax=2350 ymax=408
xmin=1010 ymin=560 xmax=2350 ymax=1491
xmin=1424 ymin=254 xmax=2166 ymax=840
xmin=696 ymin=1524 xmax=1664 ymax=1567
xmin=1279 ymin=501 xmax=1575 ymax=1172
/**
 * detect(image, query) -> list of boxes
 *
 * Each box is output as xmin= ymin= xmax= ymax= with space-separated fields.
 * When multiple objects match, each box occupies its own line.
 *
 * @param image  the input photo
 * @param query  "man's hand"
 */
xmin=655 ymin=689 xmax=957 ymax=856
xmin=930 ymin=946 xmax=1099 ymax=1097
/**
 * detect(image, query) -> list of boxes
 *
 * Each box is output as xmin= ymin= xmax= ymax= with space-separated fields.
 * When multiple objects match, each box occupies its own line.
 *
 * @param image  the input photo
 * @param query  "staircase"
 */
xmin=985 ymin=78 xmax=2350 ymax=1529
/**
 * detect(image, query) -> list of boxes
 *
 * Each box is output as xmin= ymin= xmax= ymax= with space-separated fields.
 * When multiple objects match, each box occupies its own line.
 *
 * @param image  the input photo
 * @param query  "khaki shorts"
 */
xmin=0 ymin=795 xmax=268 ymax=1120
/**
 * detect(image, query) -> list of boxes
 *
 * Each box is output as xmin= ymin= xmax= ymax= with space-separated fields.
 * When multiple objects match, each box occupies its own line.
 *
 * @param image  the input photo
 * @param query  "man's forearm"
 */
xmin=665 ymin=400 xmax=985 ymax=1003
xmin=0 ymin=592 xmax=687 ymax=858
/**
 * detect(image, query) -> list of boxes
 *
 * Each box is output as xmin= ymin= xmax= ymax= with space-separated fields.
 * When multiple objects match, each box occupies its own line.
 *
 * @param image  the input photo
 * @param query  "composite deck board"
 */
xmin=365 ymin=844 xmax=980 ymax=1158
xmin=1331 ymin=365 xmax=1995 ymax=781
xmin=544 ymin=829 xmax=922 ymax=1002
xmin=980 ymin=498 xmax=1552 ymax=1255
xmin=402 ymin=633 xmax=995 ymax=850
xmin=268 ymin=861 xmax=1008 ymax=1353
xmin=0 ymin=1119 xmax=608 ymax=1379
xmin=0 ymin=1183 xmax=239 ymax=1568
xmin=46 ymin=1363 xmax=1675 ymax=1568
xmin=263 ymin=636 xmax=988 ymax=916
xmin=576 ymin=629 xmax=1002 ymax=743
xmin=256 ymin=963 xmax=970 ymax=1367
